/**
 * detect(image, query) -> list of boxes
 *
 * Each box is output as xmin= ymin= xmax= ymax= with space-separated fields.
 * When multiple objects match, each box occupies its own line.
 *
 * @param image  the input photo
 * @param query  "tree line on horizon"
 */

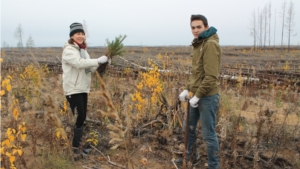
xmin=2 ymin=24 xmax=34 ymax=49
xmin=249 ymin=0 xmax=297 ymax=52
xmin=1 ymin=20 xmax=91 ymax=49
xmin=1 ymin=1 xmax=298 ymax=50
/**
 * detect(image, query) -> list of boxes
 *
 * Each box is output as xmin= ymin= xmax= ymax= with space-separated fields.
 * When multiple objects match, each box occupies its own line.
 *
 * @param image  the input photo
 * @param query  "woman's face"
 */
xmin=71 ymin=32 xmax=85 ymax=44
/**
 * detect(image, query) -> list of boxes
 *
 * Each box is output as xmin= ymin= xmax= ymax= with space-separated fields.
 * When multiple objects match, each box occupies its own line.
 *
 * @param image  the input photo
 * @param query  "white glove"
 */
xmin=179 ymin=90 xmax=190 ymax=102
xmin=97 ymin=55 xmax=108 ymax=64
xmin=189 ymin=96 xmax=200 ymax=108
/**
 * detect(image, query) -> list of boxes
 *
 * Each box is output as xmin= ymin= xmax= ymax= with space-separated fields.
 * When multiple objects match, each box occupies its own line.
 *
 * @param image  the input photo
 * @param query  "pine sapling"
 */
xmin=97 ymin=35 xmax=127 ymax=76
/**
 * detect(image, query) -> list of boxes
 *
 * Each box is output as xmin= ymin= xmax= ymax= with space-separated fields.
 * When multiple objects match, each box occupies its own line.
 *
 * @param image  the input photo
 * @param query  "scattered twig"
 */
xmin=90 ymin=145 xmax=126 ymax=169
xmin=90 ymin=145 xmax=107 ymax=160
xmin=243 ymin=154 xmax=275 ymax=168
xmin=118 ymin=56 xmax=188 ymax=74
xmin=141 ymin=119 xmax=166 ymax=128
xmin=171 ymin=150 xmax=183 ymax=155
xmin=82 ymin=166 xmax=102 ymax=169
xmin=171 ymin=159 xmax=179 ymax=169
xmin=107 ymin=160 xmax=126 ymax=169
xmin=86 ymin=118 xmax=102 ymax=125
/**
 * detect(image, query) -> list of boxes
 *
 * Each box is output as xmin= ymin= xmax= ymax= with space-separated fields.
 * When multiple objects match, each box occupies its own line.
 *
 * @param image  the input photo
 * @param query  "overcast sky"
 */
xmin=1 ymin=0 xmax=299 ymax=47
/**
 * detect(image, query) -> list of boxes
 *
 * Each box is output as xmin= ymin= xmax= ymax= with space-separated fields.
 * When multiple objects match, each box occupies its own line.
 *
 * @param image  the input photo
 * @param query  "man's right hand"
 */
xmin=179 ymin=89 xmax=190 ymax=102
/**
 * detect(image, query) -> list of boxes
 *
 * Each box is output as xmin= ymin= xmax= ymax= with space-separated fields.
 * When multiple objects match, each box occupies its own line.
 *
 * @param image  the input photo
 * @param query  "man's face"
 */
xmin=191 ymin=20 xmax=209 ymax=38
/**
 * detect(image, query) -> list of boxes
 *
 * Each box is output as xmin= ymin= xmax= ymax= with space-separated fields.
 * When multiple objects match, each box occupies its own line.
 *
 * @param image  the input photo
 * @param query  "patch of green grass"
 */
xmin=107 ymin=148 xmax=117 ymax=156
xmin=276 ymin=91 xmax=282 ymax=108
xmin=40 ymin=151 xmax=77 ymax=169
xmin=296 ymin=159 xmax=300 ymax=169
xmin=220 ymin=92 xmax=233 ymax=112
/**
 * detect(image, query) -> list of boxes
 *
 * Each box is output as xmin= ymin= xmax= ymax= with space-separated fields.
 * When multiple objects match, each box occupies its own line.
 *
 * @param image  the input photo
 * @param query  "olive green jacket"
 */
xmin=186 ymin=32 xmax=222 ymax=98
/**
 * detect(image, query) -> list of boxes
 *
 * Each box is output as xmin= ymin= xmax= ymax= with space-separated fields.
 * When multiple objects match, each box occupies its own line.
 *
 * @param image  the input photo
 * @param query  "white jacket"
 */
xmin=62 ymin=42 xmax=99 ymax=96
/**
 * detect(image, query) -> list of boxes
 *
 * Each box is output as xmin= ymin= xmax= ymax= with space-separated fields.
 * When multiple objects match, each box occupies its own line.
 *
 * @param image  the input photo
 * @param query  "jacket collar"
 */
xmin=198 ymin=26 xmax=217 ymax=40
xmin=192 ymin=26 xmax=217 ymax=47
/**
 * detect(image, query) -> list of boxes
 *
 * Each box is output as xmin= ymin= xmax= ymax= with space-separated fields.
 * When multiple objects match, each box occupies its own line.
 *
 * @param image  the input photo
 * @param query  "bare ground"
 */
xmin=1 ymin=46 xmax=300 ymax=169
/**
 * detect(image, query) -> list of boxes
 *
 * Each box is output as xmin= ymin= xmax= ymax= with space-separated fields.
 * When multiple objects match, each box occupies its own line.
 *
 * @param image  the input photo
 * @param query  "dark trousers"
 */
xmin=66 ymin=93 xmax=88 ymax=128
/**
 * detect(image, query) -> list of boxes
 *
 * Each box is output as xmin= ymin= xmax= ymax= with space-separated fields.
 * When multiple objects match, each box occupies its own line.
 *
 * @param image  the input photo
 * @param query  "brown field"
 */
xmin=1 ymin=46 xmax=300 ymax=169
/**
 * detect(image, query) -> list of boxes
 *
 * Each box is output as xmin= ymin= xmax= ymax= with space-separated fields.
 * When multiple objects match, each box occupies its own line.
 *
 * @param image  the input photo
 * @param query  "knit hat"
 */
xmin=69 ymin=22 xmax=85 ymax=37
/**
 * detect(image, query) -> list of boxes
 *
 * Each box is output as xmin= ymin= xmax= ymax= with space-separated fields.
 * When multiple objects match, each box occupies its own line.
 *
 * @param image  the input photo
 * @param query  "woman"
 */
xmin=62 ymin=22 xmax=108 ymax=153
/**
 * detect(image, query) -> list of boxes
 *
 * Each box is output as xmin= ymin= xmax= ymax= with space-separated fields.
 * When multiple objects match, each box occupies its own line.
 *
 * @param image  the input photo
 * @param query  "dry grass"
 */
xmin=1 ymin=46 xmax=300 ymax=169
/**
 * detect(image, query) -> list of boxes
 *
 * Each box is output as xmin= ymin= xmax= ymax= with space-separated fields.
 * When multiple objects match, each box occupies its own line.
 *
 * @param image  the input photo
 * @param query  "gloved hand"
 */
xmin=179 ymin=90 xmax=190 ymax=102
xmin=189 ymin=96 xmax=199 ymax=108
xmin=97 ymin=55 xmax=108 ymax=64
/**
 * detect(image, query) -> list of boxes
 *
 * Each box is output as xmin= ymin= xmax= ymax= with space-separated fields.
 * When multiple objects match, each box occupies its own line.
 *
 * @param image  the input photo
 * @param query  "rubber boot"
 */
xmin=72 ymin=126 xmax=83 ymax=154
xmin=82 ymin=144 xmax=93 ymax=154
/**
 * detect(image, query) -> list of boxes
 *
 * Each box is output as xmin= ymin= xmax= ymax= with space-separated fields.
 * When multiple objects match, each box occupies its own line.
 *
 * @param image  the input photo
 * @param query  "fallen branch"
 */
xmin=141 ymin=119 xmax=166 ymax=128
xmin=118 ymin=56 xmax=189 ymax=74
xmin=86 ymin=118 xmax=102 ymax=125
xmin=82 ymin=166 xmax=102 ymax=169
xmin=243 ymin=154 xmax=276 ymax=168
xmin=90 ymin=145 xmax=107 ymax=159
xmin=107 ymin=160 xmax=126 ymax=169
xmin=171 ymin=159 xmax=179 ymax=169
xmin=171 ymin=150 xmax=183 ymax=155
xmin=90 ymin=145 xmax=126 ymax=169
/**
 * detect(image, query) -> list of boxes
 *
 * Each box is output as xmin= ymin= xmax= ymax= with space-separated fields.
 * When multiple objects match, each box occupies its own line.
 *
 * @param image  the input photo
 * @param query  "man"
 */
xmin=177 ymin=14 xmax=222 ymax=169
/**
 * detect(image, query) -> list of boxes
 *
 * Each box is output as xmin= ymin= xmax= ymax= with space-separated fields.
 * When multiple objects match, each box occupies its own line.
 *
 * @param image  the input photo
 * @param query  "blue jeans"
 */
xmin=185 ymin=94 xmax=220 ymax=169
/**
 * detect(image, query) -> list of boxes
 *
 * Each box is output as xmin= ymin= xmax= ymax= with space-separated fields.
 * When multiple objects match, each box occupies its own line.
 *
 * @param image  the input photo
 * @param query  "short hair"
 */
xmin=190 ymin=15 xmax=208 ymax=27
